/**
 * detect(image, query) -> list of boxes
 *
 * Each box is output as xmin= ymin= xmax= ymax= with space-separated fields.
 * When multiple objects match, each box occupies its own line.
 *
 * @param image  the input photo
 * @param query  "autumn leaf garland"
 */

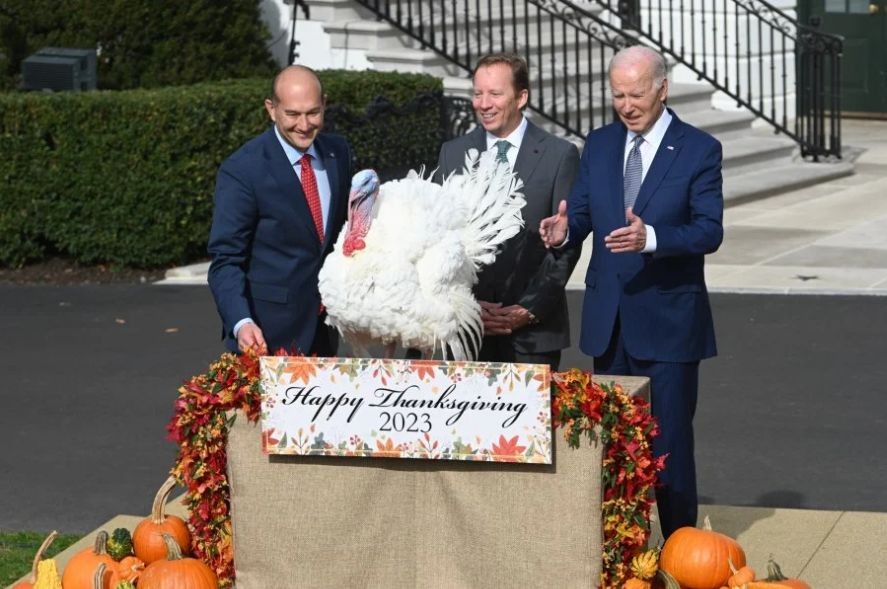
xmin=551 ymin=368 xmax=665 ymax=588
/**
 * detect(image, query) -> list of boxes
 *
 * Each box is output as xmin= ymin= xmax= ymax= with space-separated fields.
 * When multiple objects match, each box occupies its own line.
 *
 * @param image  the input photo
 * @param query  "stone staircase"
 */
xmin=305 ymin=0 xmax=854 ymax=205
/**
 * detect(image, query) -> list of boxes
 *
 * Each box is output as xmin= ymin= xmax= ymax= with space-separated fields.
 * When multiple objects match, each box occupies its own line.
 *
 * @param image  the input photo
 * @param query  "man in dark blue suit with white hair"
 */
xmin=208 ymin=65 xmax=352 ymax=356
xmin=540 ymin=46 xmax=723 ymax=538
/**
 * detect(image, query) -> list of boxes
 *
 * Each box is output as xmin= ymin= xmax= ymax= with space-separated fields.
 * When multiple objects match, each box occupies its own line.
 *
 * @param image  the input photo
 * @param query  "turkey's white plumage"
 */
xmin=318 ymin=148 xmax=525 ymax=360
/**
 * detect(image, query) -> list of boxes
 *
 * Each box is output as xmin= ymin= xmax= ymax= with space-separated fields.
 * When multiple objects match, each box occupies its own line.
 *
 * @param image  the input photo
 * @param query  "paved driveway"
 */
xmin=1 ymin=285 xmax=885 ymax=533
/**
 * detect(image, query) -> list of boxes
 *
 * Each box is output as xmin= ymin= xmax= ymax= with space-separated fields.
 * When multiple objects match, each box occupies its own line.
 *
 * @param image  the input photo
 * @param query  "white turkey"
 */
xmin=318 ymin=148 xmax=526 ymax=360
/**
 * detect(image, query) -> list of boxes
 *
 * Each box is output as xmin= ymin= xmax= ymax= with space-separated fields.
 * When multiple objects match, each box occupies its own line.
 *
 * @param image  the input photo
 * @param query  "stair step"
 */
xmin=679 ymin=107 xmax=756 ymax=137
xmin=723 ymin=159 xmax=855 ymax=205
xmin=324 ymin=19 xmax=413 ymax=50
xmin=365 ymin=47 xmax=466 ymax=76
xmin=308 ymin=0 xmax=375 ymax=22
xmin=666 ymin=82 xmax=717 ymax=113
xmin=720 ymin=134 xmax=797 ymax=171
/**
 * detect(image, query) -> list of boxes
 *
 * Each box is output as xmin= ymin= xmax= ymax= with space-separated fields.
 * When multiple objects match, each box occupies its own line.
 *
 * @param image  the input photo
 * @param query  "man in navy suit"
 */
xmin=208 ymin=65 xmax=352 ymax=356
xmin=540 ymin=46 xmax=723 ymax=538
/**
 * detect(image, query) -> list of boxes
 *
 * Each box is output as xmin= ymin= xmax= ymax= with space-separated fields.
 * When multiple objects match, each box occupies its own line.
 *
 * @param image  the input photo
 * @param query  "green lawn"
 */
xmin=0 ymin=531 xmax=81 ymax=586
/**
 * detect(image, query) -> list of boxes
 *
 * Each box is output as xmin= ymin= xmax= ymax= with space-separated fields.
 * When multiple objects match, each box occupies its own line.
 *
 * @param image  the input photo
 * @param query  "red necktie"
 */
xmin=300 ymin=154 xmax=324 ymax=243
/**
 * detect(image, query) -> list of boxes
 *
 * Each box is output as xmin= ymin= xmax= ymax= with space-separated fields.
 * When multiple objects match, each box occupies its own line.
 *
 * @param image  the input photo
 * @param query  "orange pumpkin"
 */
xmin=659 ymin=516 xmax=747 ymax=589
xmin=11 ymin=530 xmax=58 ymax=589
xmin=624 ymin=578 xmax=651 ymax=589
xmin=727 ymin=559 xmax=756 ymax=588
xmin=133 ymin=476 xmax=191 ymax=564
xmin=108 ymin=555 xmax=145 ymax=586
xmin=61 ymin=531 xmax=116 ymax=589
xmin=138 ymin=534 xmax=219 ymax=589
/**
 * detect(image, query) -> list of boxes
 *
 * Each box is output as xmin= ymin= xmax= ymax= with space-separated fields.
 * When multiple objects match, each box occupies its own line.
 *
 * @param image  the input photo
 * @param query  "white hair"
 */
xmin=608 ymin=46 xmax=668 ymax=89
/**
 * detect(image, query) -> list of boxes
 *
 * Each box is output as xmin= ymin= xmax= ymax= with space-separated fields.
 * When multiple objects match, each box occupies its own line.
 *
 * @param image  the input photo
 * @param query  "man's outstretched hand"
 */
xmin=539 ymin=200 xmax=568 ymax=248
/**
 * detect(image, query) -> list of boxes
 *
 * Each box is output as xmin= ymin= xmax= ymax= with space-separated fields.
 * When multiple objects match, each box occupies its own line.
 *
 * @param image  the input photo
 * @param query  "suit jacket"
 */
xmin=566 ymin=109 xmax=723 ymax=362
xmin=207 ymin=127 xmax=352 ymax=354
xmin=437 ymin=120 xmax=580 ymax=354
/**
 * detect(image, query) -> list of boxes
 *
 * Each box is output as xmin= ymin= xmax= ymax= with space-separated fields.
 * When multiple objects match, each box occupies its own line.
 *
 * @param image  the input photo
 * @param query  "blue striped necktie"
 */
xmin=623 ymin=135 xmax=644 ymax=215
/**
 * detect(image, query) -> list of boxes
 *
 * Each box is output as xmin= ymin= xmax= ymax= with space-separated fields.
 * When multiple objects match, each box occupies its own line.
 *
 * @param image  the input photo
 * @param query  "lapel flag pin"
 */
xmin=666 ymin=145 xmax=675 ymax=150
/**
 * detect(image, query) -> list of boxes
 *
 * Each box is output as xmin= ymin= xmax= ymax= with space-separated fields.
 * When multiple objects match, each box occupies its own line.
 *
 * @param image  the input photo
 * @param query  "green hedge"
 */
xmin=0 ymin=71 xmax=444 ymax=268
xmin=0 ymin=0 xmax=276 ymax=90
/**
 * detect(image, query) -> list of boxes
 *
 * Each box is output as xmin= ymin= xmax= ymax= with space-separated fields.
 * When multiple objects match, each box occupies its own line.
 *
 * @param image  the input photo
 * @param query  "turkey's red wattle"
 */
xmin=344 ymin=190 xmax=374 ymax=256
xmin=343 ymin=232 xmax=366 ymax=256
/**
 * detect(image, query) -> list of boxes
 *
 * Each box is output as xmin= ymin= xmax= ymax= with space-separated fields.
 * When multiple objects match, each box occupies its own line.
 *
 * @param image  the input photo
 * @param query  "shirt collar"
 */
xmin=485 ymin=115 xmax=528 ymax=151
xmin=273 ymin=124 xmax=320 ymax=167
xmin=626 ymin=106 xmax=672 ymax=151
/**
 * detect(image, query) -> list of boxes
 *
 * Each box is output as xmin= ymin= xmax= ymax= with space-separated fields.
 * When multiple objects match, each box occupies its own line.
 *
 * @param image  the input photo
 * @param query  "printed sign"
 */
xmin=259 ymin=357 xmax=552 ymax=463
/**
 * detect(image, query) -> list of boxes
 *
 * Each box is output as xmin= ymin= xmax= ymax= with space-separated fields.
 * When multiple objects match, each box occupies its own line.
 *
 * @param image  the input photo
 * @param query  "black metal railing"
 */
xmin=594 ymin=0 xmax=842 ymax=160
xmin=352 ymin=0 xmax=842 ymax=160
xmin=353 ymin=0 xmax=638 ymax=138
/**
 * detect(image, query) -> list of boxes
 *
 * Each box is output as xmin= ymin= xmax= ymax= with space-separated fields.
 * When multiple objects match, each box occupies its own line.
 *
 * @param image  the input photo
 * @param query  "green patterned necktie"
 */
xmin=494 ymin=139 xmax=512 ymax=164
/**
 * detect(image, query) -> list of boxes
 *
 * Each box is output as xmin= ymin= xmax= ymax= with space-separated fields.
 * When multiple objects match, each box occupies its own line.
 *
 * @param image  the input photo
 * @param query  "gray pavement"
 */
xmin=2 ymin=287 xmax=885 ymax=529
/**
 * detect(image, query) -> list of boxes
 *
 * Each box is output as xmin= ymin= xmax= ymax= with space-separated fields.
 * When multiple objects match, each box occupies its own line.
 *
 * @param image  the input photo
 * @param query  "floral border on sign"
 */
xmin=167 ymin=353 xmax=663 ymax=588
xmin=259 ymin=356 xmax=552 ymax=462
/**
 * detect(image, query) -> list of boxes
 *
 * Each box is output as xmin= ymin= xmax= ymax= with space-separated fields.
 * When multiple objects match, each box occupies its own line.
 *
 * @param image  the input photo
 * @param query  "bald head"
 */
xmin=608 ymin=46 xmax=667 ymax=90
xmin=270 ymin=65 xmax=324 ymax=104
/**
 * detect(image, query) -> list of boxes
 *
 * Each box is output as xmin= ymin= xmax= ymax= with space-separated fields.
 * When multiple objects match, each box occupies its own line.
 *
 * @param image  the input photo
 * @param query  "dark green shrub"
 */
xmin=0 ymin=0 xmax=276 ymax=90
xmin=0 ymin=72 xmax=444 ymax=268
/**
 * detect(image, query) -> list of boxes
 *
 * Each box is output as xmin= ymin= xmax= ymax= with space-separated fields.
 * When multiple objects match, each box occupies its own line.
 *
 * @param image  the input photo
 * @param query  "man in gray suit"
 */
xmin=436 ymin=53 xmax=580 ymax=370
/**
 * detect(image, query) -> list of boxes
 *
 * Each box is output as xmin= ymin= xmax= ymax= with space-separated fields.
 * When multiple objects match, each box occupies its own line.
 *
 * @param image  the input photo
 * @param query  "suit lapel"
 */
xmin=470 ymin=126 xmax=487 ymax=156
xmin=264 ymin=128 xmax=320 ymax=246
xmin=452 ymin=127 xmax=488 ymax=174
xmin=631 ymin=112 xmax=684 ymax=217
xmin=513 ymin=121 xmax=545 ymax=183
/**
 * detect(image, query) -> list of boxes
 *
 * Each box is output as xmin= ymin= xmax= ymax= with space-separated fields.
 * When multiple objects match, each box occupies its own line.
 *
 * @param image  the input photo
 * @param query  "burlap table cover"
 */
xmin=227 ymin=375 xmax=649 ymax=589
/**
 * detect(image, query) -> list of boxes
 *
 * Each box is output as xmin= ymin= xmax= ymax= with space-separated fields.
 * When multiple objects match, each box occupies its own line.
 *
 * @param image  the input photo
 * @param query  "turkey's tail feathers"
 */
xmin=449 ymin=148 xmax=527 ymax=269
xmin=442 ymin=288 xmax=483 ymax=361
